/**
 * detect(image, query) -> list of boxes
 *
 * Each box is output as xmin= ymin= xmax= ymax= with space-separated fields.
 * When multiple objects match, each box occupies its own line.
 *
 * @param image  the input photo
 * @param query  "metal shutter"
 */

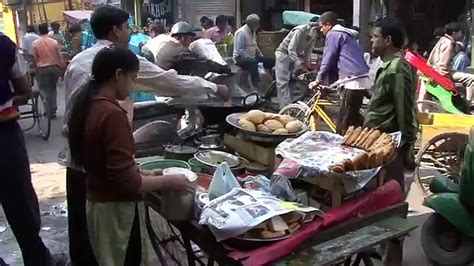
xmin=182 ymin=0 xmax=236 ymax=27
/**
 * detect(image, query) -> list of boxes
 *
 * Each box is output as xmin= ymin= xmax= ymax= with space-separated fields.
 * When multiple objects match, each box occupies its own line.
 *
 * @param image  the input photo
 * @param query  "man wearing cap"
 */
xmin=155 ymin=21 xmax=231 ymax=77
xmin=234 ymin=14 xmax=275 ymax=90
xmin=275 ymin=17 xmax=320 ymax=108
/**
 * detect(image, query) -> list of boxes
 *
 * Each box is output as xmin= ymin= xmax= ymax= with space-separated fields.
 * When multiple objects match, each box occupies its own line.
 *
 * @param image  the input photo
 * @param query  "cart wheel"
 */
xmin=415 ymin=132 xmax=468 ymax=195
xmin=146 ymin=206 xmax=187 ymax=265
xmin=417 ymin=100 xmax=446 ymax=113
xmin=36 ymin=92 xmax=51 ymax=141
xmin=421 ymin=213 xmax=474 ymax=265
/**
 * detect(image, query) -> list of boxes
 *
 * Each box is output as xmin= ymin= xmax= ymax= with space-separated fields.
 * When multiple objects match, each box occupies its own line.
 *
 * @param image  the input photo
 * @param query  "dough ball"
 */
xmin=285 ymin=120 xmax=303 ymax=133
xmin=277 ymin=115 xmax=295 ymax=126
xmin=239 ymin=119 xmax=256 ymax=132
xmin=264 ymin=119 xmax=284 ymax=130
xmin=273 ymin=128 xmax=289 ymax=135
xmin=264 ymin=112 xmax=276 ymax=119
xmin=246 ymin=110 xmax=266 ymax=124
xmin=257 ymin=124 xmax=273 ymax=133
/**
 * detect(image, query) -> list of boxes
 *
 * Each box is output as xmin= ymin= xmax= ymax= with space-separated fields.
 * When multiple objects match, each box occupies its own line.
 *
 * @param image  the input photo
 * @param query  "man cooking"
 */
xmin=154 ymin=21 xmax=231 ymax=77
xmin=234 ymin=14 xmax=275 ymax=90
xmin=275 ymin=17 xmax=319 ymax=108
xmin=308 ymin=11 xmax=369 ymax=134
xmin=62 ymin=6 xmax=228 ymax=266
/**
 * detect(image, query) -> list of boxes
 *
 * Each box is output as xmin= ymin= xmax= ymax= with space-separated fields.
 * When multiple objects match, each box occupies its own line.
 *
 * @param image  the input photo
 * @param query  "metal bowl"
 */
xmin=194 ymin=150 xmax=241 ymax=168
xmin=226 ymin=112 xmax=307 ymax=143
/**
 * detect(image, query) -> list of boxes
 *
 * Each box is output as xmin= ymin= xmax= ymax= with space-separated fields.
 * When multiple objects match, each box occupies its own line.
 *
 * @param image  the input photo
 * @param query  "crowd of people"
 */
xmin=0 ymin=4 xmax=473 ymax=266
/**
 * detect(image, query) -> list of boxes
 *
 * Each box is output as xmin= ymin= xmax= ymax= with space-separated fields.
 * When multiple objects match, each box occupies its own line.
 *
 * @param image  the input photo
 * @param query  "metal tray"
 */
xmin=226 ymin=112 xmax=307 ymax=143
xmin=194 ymin=150 xmax=241 ymax=168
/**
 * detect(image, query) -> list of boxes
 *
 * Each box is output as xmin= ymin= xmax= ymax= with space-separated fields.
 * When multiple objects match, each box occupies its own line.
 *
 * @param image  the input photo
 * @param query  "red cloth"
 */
xmin=228 ymin=180 xmax=404 ymax=265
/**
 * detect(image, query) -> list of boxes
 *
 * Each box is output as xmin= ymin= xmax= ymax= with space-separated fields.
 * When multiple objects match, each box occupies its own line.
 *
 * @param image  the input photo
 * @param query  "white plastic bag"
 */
xmin=208 ymin=162 xmax=241 ymax=200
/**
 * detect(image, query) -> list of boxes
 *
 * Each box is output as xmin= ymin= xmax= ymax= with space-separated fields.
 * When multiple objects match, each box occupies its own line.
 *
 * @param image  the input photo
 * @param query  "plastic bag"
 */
xmin=208 ymin=162 xmax=241 ymax=200
xmin=270 ymin=174 xmax=297 ymax=202
xmin=244 ymin=175 xmax=271 ymax=193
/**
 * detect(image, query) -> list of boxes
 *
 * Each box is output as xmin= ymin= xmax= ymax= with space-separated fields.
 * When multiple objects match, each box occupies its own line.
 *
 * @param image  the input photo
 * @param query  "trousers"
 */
xmin=275 ymin=52 xmax=294 ymax=108
xmin=236 ymin=56 xmax=275 ymax=87
xmin=36 ymin=65 xmax=61 ymax=115
xmin=66 ymin=168 xmax=98 ymax=266
xmin=0 ymin=120 xmax=52 ymax=266
xmin=337 ymin=89 xmax=366 ymax=135
xmin=452 ymin=71 xmax=474 ymax=103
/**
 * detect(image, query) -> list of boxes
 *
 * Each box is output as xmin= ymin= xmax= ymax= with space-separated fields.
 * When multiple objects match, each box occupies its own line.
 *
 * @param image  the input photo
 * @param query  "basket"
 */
xmin=139 ymin=159 xmax=190 ymax=171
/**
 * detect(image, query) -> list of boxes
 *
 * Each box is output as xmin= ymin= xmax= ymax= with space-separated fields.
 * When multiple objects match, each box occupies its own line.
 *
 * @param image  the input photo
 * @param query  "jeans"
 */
xmin=66 ymin=168 xmax=98 ymax=266
xmin=36 ymin=65 xmax=61 ymax=115
xmin=236 ymin=56 xmax=275 ymax=87
xmin=0 ymin=120 xmax=52 ymax=266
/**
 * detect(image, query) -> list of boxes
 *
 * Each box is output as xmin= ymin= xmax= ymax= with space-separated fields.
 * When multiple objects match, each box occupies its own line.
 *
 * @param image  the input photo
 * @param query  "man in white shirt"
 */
xmin=21 ymin=25 xmax=39 ymax=55
xmin=63 ymin=6 xmax=228 ymax=265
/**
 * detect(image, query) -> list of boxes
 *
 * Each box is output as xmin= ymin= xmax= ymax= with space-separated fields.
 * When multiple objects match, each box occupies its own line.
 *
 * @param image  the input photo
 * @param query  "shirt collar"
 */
xmin=380 ymin=51 xmax=402 ymax=70
xmin=93 ymin=96 xmax=128 ymax=113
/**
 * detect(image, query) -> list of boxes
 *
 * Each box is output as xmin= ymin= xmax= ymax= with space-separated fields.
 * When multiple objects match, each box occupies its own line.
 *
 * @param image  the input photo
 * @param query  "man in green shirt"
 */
xmin=366 ymin=18 xmax=418 ymax=265
xmin=366 ymin=19 xmax=418 ymax=194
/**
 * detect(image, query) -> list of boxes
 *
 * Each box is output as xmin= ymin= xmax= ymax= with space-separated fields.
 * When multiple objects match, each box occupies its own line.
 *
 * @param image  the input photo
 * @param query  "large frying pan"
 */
xmin=226 ymin=112 xmax=307 ymax=143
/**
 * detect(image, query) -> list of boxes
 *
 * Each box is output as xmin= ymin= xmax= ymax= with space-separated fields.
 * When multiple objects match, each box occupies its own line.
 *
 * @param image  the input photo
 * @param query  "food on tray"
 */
xmin=264 ymin=119 xmax=284 ymax=130
xmin=238 ymin=119 xmax=256 ymax=132
xmin=273 ymin=128 xmax=289 ymax=134
xmin=329 ymin=126 xmax=397 ymax=173
xmin=277 ymin=114 xmax=296 ymax=126
xmin=238 ymin=111 xmax=303 ymax=135
xmin=246 ymin=109 xmax=266 ymax=124
xmin=285 ymin=120 xmax=304 ymax=133
xmin=238 ymin=212 xmax=303 ymax=240
xmin=256 ymin=124 xmax=273 ymax=133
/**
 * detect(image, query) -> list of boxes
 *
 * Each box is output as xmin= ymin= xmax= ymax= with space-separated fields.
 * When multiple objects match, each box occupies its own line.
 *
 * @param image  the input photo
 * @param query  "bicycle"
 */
xmin=18 ymin=52 xmax=52 ymax=141
xmin=279 ymin=74 xmax=370 ymax=133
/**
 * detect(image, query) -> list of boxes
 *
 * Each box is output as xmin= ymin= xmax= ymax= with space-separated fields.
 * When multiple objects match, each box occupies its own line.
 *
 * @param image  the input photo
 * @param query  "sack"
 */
xmin=208 ymin=162 xmax=241 ymax=200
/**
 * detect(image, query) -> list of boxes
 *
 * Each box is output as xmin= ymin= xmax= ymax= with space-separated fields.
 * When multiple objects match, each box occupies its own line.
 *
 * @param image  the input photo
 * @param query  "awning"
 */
xmin=282 ymin=11 xmax=320 ymax=27
xmin=63 ymin=10 xmax=93 ymax=24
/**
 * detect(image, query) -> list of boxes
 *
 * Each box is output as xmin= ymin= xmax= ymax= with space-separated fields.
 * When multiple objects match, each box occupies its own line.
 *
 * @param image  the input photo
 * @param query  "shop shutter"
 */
xmin=182 ymin=0 xmax=236 ymax=27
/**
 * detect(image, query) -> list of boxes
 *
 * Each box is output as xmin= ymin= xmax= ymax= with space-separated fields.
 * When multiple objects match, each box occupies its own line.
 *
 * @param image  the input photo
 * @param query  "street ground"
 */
xmin=0 ymin=83 xmax=433 ymax=265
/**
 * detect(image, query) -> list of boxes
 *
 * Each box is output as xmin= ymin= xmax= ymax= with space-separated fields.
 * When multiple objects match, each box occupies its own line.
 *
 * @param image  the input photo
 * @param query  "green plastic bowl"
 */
xmin=139 ymin=159 xmax=190 ymax=171
xmin=188 ymin=158 xmax=205 ymax=173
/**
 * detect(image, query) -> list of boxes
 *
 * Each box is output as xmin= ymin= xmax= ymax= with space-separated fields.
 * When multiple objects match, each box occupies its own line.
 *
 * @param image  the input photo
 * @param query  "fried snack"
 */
xmin=356 ymin=128 xmax=374 ymax=148
xmin=342 ymin=126 xmax=355 ymax=144
xmin=353 ymin=152 xmax=369 ymax=170
xmin=288 ymin=222 xmax=301 ymax=234
xmin=353 ymin=127 xmax=369 ymax=148
xmin=277 ymin=115 xmax=295 ymax=126
xmin=330 ymin=164 xmax=346 ymax=173
xmin=246 ymin=109 xmax=266 ymax=124
xmin=346 ymin=127 xmax=362 ymax=146
xmin=362 ymin=130 xmax=381 ymax=150
xmin=264 ymin=119 xmax=284 ymax=130
xmin=257 ymin=124 xmax=273 ymax=133
xmin=368 ymin=152 xmax=378 ymax=168
xmin=273 ymin=128 xmax=289 ymax=134
xmin=269 ymin=216 xmax=289 ymax=232
xmin=285 ymin=120 xmax=304 ymax=133
xmin=282 ymin=212 xmax=302 ymax=224
xmin=369 ymin=134 xmax=393 ymax=152
xmin=239 ymin=119 xmax=256 ymax=132
xmin=260 ymin=230 xmax=286 ymax=239
xmin=342 ymin=159 xmax=355 ymax=171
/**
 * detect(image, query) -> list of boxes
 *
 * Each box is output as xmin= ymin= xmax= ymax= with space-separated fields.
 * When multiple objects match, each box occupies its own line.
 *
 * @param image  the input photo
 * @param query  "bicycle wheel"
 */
xmin=146 ymin=207 xmax=187 ymax=265
xmin=36 ymin=91 xmax=51 ymax=141
xmin=279 ymin=103 xmax=311 ymax=123
xmin=415 ymin=132 xmax=468 ymax=195
xmin=417 ymin=100 xmax=446 ymax=113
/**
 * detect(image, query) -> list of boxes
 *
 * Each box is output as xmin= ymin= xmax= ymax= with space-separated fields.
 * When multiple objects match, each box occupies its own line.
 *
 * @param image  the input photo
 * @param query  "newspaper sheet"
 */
xmin=199 ymin=188 xmax=322 ymax=242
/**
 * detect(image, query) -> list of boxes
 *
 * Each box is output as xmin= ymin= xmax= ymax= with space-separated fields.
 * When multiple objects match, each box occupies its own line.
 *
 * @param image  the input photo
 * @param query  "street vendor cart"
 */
xmin=139 ymin=109 xmax=417 ymax=265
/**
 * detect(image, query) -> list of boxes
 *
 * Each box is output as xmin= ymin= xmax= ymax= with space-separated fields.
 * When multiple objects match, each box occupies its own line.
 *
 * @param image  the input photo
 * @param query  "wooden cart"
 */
xmin=415 ymin=112 xmax=474 ymax=194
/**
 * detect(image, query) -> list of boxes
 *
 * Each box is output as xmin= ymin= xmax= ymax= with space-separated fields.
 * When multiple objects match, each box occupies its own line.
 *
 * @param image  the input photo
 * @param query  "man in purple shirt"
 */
xmin=309 ymin=12 xmax=369 ymax=134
